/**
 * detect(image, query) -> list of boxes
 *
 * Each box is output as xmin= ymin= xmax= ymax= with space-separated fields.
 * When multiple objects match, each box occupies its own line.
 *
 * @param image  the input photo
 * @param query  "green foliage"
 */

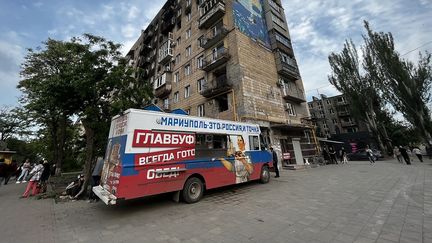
xmin=18 ymin=33 xmax=153 ymax=191
xmin=363 ymin=21 xmax=432 ymax=145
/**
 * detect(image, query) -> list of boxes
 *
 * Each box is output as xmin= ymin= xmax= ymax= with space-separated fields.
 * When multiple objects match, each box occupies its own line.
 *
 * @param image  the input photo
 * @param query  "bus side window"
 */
xmin=249 ymin=135 xmax=260 ymax=151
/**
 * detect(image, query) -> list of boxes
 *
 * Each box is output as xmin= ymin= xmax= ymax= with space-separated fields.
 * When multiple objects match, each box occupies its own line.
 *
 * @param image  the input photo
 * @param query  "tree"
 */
xmin=19 ymin=38 xmax=79 ymax=174
xmin=19 ymin=34 xmax=153 ymax=197
xmin=0 ymin=106 xmax=31 ymax=149
xmin=363 ymin=21 xmax=432 ymax=147
xmin=328 ymin=40 xmax=388 ymax=153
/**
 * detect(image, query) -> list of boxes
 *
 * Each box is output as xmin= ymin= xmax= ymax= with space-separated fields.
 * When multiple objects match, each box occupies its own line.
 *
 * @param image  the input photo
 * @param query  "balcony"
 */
xmin=338 ymin=110 xmax=350 ymax=116
xmin=162 ymin=19 xmax=175 ymax=34
xmin=199 ymin=1 xmax=226 ymax=29
xmin=201 ymin=47 xmax=230 ymax=72
xmin=278 ymin=61 xmax=299 ymax=81
xmin=341 ymin=121 xmax=356 ymax=127
xmin=154 ymin=72 xmax=172 ymax=98
xmin=158 ymin=38 xmax=174 ymax=64
xmin=200 ymin=26 xmax=229 ymax=49
xmin=281 ymin=83 xmax=306 ymax=103
xmin=200 ymin=74 xmax=231 ymax=98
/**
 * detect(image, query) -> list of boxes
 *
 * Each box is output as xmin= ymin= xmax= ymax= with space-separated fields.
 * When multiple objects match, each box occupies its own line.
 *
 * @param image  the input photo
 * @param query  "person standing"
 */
xmin=89 ymin=157 xmax=104 ymax=202
xmin=340 ymin=147 xmax=348 ymax=164
xmin=399 ymin=146 xmax=411 ymax=165
xmin=39 ymin=160 xmax=51 ymax=193
xmin=328 ymin=147 xmax=338 ymax=164
xmin=393 ymin=146 xmax=403 ymax=163
xmin=270 ymin=147 xmax=280 ymax=178
xmin=412 ymin=147 xmax=423 ymax=162
xmin=16 ymin=159 xmax=31 ymax=183
xmin=21 ymin=161 xmax=44 ymax=198
xmin=365 ymin=145 xmax=375 ymax=164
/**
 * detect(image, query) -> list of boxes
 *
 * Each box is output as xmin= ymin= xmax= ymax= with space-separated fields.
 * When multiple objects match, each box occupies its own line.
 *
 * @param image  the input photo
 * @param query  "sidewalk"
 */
xmin=0 ymin=182 xmax=55 ymax=243
xmin=1 ymin=158 xmax=432 ymax=242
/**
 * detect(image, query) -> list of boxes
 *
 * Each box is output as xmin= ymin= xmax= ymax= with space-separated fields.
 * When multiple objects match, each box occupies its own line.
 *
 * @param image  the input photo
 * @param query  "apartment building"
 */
xmin=308 ymin=94 xmax=376 ymax=152
xmin=126 ymin=0 xmax=316 ymax=165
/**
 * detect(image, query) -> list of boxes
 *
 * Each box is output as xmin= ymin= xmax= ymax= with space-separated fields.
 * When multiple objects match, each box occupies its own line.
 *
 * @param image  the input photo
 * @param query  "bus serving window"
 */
xmin=195 ymin=133 xmax=227 ymax=158
xmin=249 ymin=135 xmax=260 ymax=150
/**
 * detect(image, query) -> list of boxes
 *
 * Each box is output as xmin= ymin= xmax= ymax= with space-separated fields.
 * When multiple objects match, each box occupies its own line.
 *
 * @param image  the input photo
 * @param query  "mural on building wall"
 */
xmin=233 ymin=0 xmax=270 ymax=47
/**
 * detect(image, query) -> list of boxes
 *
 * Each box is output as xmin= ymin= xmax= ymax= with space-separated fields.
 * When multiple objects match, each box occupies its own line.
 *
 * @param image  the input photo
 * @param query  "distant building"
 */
xmin=308 ymin=94 xmax=375 ymax=152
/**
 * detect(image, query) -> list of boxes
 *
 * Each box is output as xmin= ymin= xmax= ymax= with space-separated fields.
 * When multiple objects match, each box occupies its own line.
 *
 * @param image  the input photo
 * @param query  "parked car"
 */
xmin=348 ymin=149 xmax=383 ymax=161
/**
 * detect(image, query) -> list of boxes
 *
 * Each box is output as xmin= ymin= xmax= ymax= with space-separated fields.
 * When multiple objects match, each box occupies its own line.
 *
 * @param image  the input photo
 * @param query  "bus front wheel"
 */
xmin=182 ymin=177 xmax=204 ymax=203
xmin=259 ymin=165 xmax=270 ymax=184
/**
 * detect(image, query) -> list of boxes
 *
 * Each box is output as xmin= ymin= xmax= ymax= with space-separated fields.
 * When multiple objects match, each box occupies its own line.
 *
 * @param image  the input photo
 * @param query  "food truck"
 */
xmin=93 ymin=108 xmax=273 ymax=205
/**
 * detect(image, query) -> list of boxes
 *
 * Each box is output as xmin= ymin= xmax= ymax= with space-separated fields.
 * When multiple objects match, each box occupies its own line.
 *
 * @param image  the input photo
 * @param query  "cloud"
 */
xmin=283 ymin=0 xmax=432 ymax=101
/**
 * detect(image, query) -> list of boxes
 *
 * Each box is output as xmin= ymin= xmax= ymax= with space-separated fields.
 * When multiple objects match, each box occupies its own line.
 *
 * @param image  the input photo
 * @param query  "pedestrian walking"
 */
xmin=328 ymin=147 xmax=338 ymax=164
xmin=366 ymin=145 xmax=375 ymax=164
xmin=21 ymin=161 xmax=45 ymax=198
xmin=393 ymin=146 xmax=403 ymax=163
xmin=412 ymin=147 xmax=423 ymax=162
xmin=270 ymin=147 xmax=280 ymax=178
xmin=399 ymin=146 xmax=411 ymax=165
xmin=322 ymin=148 xmax=329 ymax=164
xmin=340 ymin=147 xmax=348 ymax=164
xmin=16 ymin=159 xmax=31 ymax=183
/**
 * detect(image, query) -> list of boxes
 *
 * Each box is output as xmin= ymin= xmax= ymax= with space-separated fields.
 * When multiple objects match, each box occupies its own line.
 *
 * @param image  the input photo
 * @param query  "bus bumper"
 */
xmin=92 ymin=185 xmax=117 ymax=205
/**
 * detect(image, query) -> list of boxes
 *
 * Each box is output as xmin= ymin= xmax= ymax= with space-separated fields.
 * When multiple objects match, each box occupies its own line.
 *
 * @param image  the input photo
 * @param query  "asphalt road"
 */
xmin=1 ymin=158 xmax=431 ymax=243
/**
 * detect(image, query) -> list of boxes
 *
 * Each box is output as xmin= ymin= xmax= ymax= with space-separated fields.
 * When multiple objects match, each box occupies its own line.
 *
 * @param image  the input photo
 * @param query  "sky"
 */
xmin=0 ymin=0 xmax=431 ymax=107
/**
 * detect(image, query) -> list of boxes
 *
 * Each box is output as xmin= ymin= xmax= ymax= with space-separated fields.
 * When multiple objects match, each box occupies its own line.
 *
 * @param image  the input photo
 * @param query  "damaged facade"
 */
xmin=126 ymin=0 xmax=317 ymax=165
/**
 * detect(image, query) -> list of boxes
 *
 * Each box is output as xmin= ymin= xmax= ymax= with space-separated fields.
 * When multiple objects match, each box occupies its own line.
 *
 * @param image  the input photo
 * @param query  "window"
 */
xmin=197 ymin=78 xmax=206 ymax=92
xmin=308 ymin=103 xmax=313 ymax=109
xmin=184 ymin=85 xmax=191 ymax=98
xmin=186 ymin=45 xmax=191 ymax=57
xmin=304 ymin=130 xmax=311 ymax=144
xmin=326 ymin=99 xmax=331 ymax=105
xmin=280 ymin=51 xmax=296 ymax=66
xmin=186 ymin=28 xmax=191 ymax=39
xmin=332 ymin=119 xmax=337 ymax=124
xmin=177 ymin=37 xmax=181 ymax=45
xmin=330 ymin=108 xmax=334 ymax=114
xmin=198 ymin=35 xmax=205 ymax=48
xmin=249 ymin=136 xmax=260 ymax=150
xmin=175 ymin=54 xmax=181 ymax=65
xmin=163 ymin=98 xmax=169 ymax=109
xmin=197 ymin=104 xmax=205 ymax=117
xmin=286 ymin=103 xmax=296 ymax=116
xmin=197 ymin=55 xmax=204 ymax=68
xmin=185 ymin=108 xmax=190 ymax=115
xmin=186 ymin=12 xmax=191 ymax=22
xmin=174 ymin=71 xmax=180 ymax=82
xmin=174 ymin=91 xmax=179 ymax=103
xmin=185 ymin=64 xmax=191 ymax=76
xmin=216 ymin=94 xmax=228 ymax=112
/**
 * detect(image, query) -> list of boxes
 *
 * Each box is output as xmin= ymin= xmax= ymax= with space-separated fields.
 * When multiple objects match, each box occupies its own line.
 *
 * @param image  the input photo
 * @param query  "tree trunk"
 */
xmin=365 ymin=112 xmax=386 ymax=153
xmin=74 ymin=121 xmax=95 ymax=198
xmin=55 ymin=114 xmax=67 ymax=175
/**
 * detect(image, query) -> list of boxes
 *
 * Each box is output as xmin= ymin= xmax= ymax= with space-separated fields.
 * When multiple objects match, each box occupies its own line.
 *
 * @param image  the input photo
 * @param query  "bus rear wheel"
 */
xmin=259 ymin=165 xmax=270 ymax=184
xmin=182 ymin=177 xmax=204 ymax=203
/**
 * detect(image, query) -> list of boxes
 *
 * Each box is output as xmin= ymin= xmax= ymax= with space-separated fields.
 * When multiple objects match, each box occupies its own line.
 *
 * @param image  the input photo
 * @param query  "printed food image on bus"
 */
xmin=219 ymin=135 xmax=254 ymax=183
xmin=102 ymin=142 xmax=122 ymax=194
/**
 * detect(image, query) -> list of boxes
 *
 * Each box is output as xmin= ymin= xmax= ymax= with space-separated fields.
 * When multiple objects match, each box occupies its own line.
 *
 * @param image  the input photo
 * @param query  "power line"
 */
xmin=401 ymin=40 xmax=432 ymax=56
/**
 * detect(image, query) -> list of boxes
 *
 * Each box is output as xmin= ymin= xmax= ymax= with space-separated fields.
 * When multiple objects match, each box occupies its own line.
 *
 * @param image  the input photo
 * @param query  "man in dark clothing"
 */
xmin=328 ymin=147 xmax=338 ymax=164
xmin=39 ymin=161 xmax=51 ymax=193
xmin=399 ymin=146 xmax=411 ymax=165
xmin=270 ymin=147 xmax=280 ymax=178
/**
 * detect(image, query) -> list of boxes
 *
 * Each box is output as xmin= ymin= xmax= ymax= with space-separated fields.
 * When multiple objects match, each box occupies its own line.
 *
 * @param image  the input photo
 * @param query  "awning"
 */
xmin=318 ymin=138 xmax=344 ymax=144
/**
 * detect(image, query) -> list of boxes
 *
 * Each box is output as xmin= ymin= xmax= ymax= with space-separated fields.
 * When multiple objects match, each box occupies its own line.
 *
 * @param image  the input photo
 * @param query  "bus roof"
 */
xmin=111 ymin=108 xmax=261 ymax=137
